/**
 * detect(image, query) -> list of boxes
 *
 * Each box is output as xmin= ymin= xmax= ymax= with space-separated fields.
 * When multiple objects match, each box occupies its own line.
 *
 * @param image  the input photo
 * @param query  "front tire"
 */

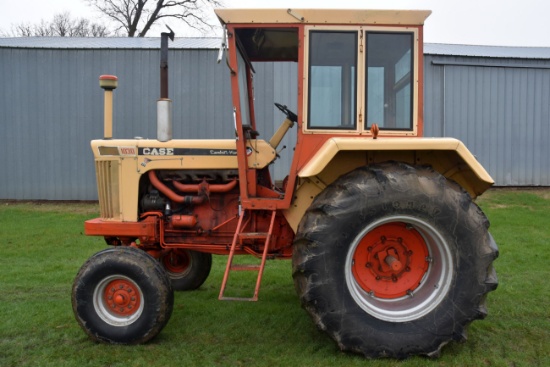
xmin=72 ymin=247 xmax=174 ymax=344
xmin=292 ymin=162 xmax=498 ymax=358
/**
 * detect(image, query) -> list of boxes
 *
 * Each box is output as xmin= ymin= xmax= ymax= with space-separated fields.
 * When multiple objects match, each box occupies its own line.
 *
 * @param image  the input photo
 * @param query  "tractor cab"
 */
xmin=216 ymin=9 xmax=430 ymax=210
xmin=216 ymin=9 xmax=428 ymax=135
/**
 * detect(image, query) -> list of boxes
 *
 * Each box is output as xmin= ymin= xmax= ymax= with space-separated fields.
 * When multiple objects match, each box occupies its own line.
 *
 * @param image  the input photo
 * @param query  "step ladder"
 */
xmin=218 ymin=209 xmax=276 ymax=301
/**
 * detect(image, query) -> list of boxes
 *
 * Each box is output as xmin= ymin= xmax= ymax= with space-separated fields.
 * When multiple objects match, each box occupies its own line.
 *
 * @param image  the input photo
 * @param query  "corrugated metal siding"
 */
xmin=0 ymin=47 xmax=235 ymax=200
xmin=424 ymin=55 xmax=550 ymax=186
xmin=1 ymin=48 xmax=105 ymax=200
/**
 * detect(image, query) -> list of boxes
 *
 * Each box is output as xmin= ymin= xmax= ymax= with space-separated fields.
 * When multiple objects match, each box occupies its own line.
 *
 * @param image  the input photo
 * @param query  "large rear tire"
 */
xmin=72 ymin=247 xmax=174 ymax=344
xmin=292 ymin=162 xmax=498 ymax=358
xmin=160 ymin=249 xmax=212 ymax=291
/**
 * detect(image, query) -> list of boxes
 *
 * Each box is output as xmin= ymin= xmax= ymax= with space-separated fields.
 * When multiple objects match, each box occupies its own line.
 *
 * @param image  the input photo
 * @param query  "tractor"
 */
xmin=72 ymin=8 xmax=499 ymax=358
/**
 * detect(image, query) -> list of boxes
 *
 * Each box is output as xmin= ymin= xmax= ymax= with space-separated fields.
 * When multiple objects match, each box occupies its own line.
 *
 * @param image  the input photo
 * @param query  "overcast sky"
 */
xmin=0 ymin=0 xmax=548 ymax=47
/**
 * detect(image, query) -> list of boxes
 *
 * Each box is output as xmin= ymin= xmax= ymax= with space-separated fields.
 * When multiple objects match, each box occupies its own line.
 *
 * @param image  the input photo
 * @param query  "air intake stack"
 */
xmin=99 ymin=75 xmax=118 ymax=139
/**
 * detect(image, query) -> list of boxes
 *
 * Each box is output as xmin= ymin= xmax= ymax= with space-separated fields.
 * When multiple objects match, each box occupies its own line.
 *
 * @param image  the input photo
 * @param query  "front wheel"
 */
xmin=72 ymin=247 xmax=174 ymax=344
xmin=292 ymin=162 xmax=498 ymax=358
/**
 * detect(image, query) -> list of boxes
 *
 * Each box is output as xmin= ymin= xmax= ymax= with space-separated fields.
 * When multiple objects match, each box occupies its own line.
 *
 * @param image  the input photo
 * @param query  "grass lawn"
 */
xmin=0 ymin=189 xmax=549 ymax=367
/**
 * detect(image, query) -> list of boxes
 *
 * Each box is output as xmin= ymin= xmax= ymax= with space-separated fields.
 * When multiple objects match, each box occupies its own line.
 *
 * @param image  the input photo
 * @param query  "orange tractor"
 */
xmin=72 ymin=9 xmax=498 ymax=358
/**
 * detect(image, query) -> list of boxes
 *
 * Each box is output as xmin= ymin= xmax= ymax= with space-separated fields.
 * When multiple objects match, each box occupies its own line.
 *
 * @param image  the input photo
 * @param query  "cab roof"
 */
xmin=215 ymin=8 xmax=431 ymax=26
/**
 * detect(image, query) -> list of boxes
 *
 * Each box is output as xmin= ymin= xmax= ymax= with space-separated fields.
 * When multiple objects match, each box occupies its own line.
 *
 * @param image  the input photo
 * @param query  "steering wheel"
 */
xmin=274 ymin=102 xmax=298 ymax=123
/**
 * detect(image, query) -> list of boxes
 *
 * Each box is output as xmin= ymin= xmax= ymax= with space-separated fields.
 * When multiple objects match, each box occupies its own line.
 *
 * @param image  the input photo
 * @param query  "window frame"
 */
xmin=303 ymin=25 xmax=420 ymax=136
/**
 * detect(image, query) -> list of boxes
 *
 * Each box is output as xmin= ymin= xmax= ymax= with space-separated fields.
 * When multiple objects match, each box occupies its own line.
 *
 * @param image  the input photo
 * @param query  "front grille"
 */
xmin=95 ymin=160 xmax=120 ymax=220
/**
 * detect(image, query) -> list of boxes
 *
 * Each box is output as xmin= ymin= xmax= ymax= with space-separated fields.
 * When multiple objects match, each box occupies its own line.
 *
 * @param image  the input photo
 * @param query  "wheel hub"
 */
xmin=352 ymin=222 xmax=429 ymax=299
xmin=103 ymin=279 xmax=141 ymax=316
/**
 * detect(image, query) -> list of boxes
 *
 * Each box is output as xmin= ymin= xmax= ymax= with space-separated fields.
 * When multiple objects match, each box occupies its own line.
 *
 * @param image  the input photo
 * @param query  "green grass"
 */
xmin=0 ymin=191 xmax=549 ymax=367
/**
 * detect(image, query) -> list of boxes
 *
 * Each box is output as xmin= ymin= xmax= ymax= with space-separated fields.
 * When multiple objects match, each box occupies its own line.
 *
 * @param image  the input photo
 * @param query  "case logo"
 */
xmin=141 ymin=147 xmax=174 ymax=156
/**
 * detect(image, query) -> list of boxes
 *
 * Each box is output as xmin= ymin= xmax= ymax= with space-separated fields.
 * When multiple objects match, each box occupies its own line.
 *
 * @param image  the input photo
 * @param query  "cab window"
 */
xmin=366 ymin=32 xmax=414 ymax=130
xmin=308 ymin=31 xmax=357 ymax=129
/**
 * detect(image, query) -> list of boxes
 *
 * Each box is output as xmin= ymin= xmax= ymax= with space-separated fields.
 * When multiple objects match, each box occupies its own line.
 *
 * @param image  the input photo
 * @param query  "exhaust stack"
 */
xmin=158 ymin=27 xmax=175 ymax=142
xmin=99 ymin=75 xmax=118 ymax=139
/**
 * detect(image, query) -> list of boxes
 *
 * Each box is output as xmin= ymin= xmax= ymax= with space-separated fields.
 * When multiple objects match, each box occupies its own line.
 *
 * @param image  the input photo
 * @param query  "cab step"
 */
xmin=218 ymin=210 xmax=276 ymax=301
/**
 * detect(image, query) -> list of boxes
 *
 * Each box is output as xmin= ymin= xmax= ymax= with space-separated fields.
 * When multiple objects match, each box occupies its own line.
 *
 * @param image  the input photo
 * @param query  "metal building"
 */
xmin=424 ymin=44 xmax=550 ymax=186
xmin=1 ymin=37 xmax=549 ymax=200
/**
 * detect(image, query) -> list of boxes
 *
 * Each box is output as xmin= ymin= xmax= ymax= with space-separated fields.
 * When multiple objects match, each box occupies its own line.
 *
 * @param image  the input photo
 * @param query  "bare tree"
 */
xmin=86 ymin=0 xmax=222 ymax=37
xmin=4 ymin=12 xmax=110 ymax=37
xmin=9 ymin=24 xmax=35 ymax=37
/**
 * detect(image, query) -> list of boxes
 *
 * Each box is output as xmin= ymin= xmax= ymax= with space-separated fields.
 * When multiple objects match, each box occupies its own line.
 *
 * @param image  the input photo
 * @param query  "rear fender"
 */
xmin=283 ymin=137 xmax=494 ymax=231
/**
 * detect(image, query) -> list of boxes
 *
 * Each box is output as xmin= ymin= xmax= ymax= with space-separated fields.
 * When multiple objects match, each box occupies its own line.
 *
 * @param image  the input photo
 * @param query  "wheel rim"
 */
xmin=161 ymin=250 xmax=191 ymax=279
xmin=93 ymin=275 xmax=144 ymax=326
xmin=345 ymin=215 xmax=454 ymax=322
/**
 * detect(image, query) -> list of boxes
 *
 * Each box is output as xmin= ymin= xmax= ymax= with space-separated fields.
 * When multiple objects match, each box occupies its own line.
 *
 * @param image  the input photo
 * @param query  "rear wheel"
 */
xmin=292 ymin=162 xmax=498 ymax=358
xmin=160 ymin=249 xmax=212 ymax=291
xmin=347 ymin=217 xmax=453 ymax=323
xmin=72 ymin=247 xmax=174 ymax=344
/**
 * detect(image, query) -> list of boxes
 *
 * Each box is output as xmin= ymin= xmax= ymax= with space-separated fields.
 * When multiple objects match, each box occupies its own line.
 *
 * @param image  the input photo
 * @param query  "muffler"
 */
xmin=158 ymin=26 xmax=175 ymax=142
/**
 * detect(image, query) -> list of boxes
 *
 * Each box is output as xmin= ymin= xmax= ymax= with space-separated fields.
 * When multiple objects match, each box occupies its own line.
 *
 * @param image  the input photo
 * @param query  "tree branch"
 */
xmin=6 ymin=11 xmax=110 ymax=37
xmin=86 ymin=0 xmax=223 ymax=37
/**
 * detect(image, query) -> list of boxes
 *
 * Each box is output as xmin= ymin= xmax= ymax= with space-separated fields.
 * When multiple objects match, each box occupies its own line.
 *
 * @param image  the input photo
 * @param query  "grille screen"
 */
xmin=95 ymin=160 xmax=120 ymax=220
